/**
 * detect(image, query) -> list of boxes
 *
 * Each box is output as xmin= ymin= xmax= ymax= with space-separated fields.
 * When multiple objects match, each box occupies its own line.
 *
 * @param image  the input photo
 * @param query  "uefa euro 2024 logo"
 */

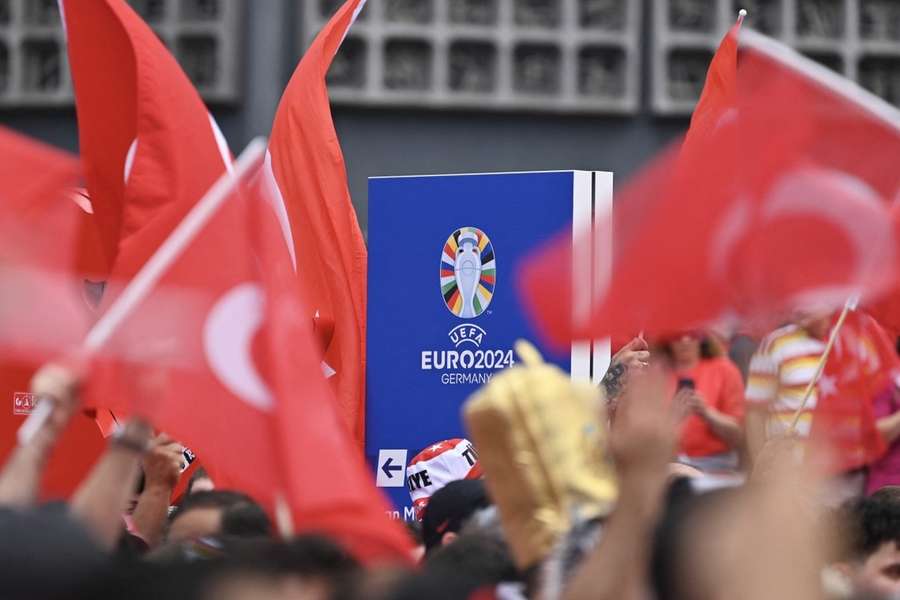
xmin=440 ymin=227 xmax=495 ymax=318
xmin=425 ymin=227 xmax=512 ymax=384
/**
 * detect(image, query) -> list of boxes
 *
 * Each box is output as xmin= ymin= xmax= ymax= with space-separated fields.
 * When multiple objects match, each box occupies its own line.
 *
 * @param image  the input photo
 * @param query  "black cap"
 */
xmin=421 ymin=479 xmax=490 ymax=552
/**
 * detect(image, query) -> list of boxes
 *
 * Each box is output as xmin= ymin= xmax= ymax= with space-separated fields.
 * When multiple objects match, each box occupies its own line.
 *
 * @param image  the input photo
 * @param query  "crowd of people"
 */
xmin=7 ymin=0 xmax=900 ymax=598
xmin=3 ymin=308 xmax=900 ymax=600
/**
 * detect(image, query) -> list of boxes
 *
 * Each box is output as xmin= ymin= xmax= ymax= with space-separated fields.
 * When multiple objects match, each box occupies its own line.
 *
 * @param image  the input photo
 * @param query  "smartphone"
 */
xmin=677 ymin=378 xmax=696 ymax=391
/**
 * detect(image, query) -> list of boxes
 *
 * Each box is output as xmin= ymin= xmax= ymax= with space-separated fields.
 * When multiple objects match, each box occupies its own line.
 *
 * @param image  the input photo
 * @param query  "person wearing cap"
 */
xmin=421 ymin=479 xmax=491 ymax=554
xmin=406 ymin=438 xmax=482 ymax=521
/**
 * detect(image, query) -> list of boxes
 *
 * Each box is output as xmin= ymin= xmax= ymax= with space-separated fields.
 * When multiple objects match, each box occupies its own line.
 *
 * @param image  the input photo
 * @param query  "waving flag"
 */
xmin=60 ymin=0 xmax=231 ymax=281
xmin=683 ymin=13 xmax=742 ymax=147
xmin=811 ymin=311 xmax=899 ymax=472
xmin=265 ymin=0 xmax=368 ymax=443
xmin=86 ymin=141 xmax=412 ymax=563
xmin=521 ymin=29 xmax=900 ymax=344
xmin=0 ymin=127 xmax=106 ymax=499
xmin=0 ymin=127 xmax=89 ymax=360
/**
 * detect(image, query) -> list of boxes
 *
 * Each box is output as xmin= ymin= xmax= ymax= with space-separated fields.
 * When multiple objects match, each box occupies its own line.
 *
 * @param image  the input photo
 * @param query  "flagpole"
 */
xmin=274 ymin=492 xmax=295 ymax=539
xmin=84 ymin=137 xmax=268 ymax=351
xmin=16 ymin=138 xmax=268 ymax=445
xmin=787 ymin=297 xmax=858 ymax=433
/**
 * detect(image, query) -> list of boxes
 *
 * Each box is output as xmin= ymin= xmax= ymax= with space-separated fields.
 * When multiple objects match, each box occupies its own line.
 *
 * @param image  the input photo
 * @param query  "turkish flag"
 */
xmin=866 ymin=295 xmax=900 ymax=341
xmin=0 ymin=127 xmax=106 ymax=498
xmin=811 ymin=311 xmax=899 ymax=472
xmin=87 ymin=145 xmax=413 ymax=564
xmin=61 ymin=0 xmax=231 ymax=281
xmin=0 ymin=127 xmax=90 ymax=364
xmin=863 ymin=201 xmax=900 ymax=340
xmin=520 ymin=29 xmax=900 ymax=344
xmin=265 ymin=0 xmax=368 ymax=444
xmin=683 ymin=17 xmax=740 ymax=148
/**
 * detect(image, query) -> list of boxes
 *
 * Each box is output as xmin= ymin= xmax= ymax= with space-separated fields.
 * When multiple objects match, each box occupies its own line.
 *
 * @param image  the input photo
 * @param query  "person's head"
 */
xmin=835 ymin=488 xmax=900 ymax=597
xmin=661 ymin=330 xmax=723 ymax=368
xmin=89 ymin=538 xmax=361 ymax=600
xmin=668 ymin=331 xmax=703 ymax=365
xmin=203 ymin=536 xmax=362 ymax=600
xmin=651 ymin=485 xmax=739 ymax=600
xmin=167 ymin=490 xmax=271 ymax=544
xmin=791 ymin=308 xmax=833 ymax=339
xmin=390 ymin=511 xmax=519 ymax=600
xmin=421 ymin=479 xmax=491 ymax=554
xmin=188 ymin=467 xmax=215 ymax=495
xmin=406 ymin=438 xmax=482 ymax=520
xmin=424 ymin=532 xmax=519 ymax=589
xmin=0 ymin=505 xmax=110 ymax=599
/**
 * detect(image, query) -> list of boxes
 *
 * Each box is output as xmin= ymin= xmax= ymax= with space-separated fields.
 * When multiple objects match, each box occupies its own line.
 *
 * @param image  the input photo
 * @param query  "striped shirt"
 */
xmin=746 ymin=324 xmax=826 ymax=437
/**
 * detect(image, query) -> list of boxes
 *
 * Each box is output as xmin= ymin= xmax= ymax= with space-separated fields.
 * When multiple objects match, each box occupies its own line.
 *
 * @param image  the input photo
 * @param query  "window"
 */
xmin=652 ymin=0 xmax=900 ymax=113
xmin=302 ymin=0 xmax=642 ymax=113
xmin=0 ymin=0 xmax=242 ymax=107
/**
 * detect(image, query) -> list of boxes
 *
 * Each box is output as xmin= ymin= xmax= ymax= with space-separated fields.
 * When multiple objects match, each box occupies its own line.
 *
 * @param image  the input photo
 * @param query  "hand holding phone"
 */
xmin=677 ymin=378 xmax=696 ymax=391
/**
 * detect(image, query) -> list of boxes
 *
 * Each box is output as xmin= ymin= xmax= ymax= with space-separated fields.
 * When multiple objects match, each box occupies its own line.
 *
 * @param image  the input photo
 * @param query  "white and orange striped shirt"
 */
xmin=745 ymin=324 xmax=826 ymax=437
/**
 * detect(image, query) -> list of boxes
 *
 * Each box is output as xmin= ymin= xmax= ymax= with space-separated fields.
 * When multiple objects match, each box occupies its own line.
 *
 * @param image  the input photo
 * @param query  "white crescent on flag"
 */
xmin=203 ymin=283 xmax=274 ymax=412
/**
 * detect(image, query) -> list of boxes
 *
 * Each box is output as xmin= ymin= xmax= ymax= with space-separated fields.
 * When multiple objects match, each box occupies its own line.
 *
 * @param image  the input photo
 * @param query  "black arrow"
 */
xmin=381 ymin=457 xmax=402 ymax=479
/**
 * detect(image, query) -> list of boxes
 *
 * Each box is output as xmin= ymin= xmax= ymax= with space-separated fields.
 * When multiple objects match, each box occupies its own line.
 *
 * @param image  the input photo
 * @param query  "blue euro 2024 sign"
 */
xmin=367 ymin=171 xmax=611 ymax=518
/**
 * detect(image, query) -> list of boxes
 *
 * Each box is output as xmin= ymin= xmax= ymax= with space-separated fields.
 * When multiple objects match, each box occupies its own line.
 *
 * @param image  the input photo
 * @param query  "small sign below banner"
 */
xmin=12 ymin=392 xmax=35 ymax=416
xmin=376 ymin=449 xmax=408 ymax=488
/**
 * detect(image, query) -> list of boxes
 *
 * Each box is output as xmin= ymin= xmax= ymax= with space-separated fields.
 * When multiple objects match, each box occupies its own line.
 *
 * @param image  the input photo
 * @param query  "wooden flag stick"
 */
xmin=83 ymin=137 xmax=268 ymax=352
xmin=787 ymin=297 xmax=857 ymax=433
xmin=274 ymin=492 xmax=295 ymax=539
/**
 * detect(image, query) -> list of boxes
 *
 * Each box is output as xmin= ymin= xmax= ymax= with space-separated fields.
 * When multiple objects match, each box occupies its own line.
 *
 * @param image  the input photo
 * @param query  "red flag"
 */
xmin=61 ymin=0 xmax=231 ymax=279
xmin=863 ymin=202 xmax=900 ymax=340
xmin=87 ymin=143 xmax=412 ymax=563
xmin=0 ymin=127 xmax=106 ymax=498
xmin=0 ymin=127 xmax=90 ymax=362
xmin=265 ymin=0 xmax=368 ymax=444
xmin=683 ymin=16 xmax=741 ymax=147
xmin=521 ymin=30 xmax=900 ymax=344
xmin=811 ymin=311 xmax=899 ymax=472
xmin=866 ymin=295 xmax=900 ymax=341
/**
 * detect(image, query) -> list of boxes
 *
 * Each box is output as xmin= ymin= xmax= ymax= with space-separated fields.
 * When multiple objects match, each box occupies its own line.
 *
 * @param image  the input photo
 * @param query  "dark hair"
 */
xmin=423 ymin=532 xmax=519 ymax=591
xmin=172 ymin=490 xmax=254 ymax=517
xmin=651 ymin=485 xmax=738 ymax=600
xmin=116 ymin=531 xmax=150 ymax=560
xmin=72 ymin=560 xmax=222 ymax=600
xmin=0 ymin=505 xmax=110 ymax=600
xmin=263 ymin=535 xmax=361 ymax=580
xmin=387 ymin=567 xmax=501 ymax=600
xmin=220 ymin=501 xmax=272 ymax=538
xmin=404 ymin=519 xmax=423 ymax=545
xmin=840 ymin=488 xmax=900 ymax=562
xmin=422 ymin=479 xmax=490 ymax=552
xmin=657 ymin=332 xmax=725 ymax=361
xmin=210 ymin=536 xmax=362 ymax=600
xmin=170 ymin=490 xmax=271 ymax=539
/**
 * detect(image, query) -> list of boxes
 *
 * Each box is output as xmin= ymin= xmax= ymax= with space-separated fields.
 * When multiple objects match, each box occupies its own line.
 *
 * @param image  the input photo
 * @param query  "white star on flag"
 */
xmin=321 ymin=361 xmax=336 ymax=379
xmin=818 ymin=374 xmax=838 ymax=397
xmin=313 ymin=310 xmax=337 ymax=379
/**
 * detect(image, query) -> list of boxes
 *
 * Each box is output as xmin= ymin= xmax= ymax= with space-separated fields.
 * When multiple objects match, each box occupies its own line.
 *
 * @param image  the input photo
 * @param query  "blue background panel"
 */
xmin=367 ymin=172 xmax=577 ymax=515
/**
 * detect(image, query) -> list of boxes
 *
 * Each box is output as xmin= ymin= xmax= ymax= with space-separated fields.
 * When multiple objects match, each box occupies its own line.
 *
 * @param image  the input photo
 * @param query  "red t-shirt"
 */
xmin=670 ymin=357 xmax=745 ymax=457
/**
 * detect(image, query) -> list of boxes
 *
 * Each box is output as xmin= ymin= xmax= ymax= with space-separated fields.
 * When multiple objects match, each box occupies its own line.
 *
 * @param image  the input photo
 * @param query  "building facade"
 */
xmin=2 ymin=0 xmax=899 ymax=233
